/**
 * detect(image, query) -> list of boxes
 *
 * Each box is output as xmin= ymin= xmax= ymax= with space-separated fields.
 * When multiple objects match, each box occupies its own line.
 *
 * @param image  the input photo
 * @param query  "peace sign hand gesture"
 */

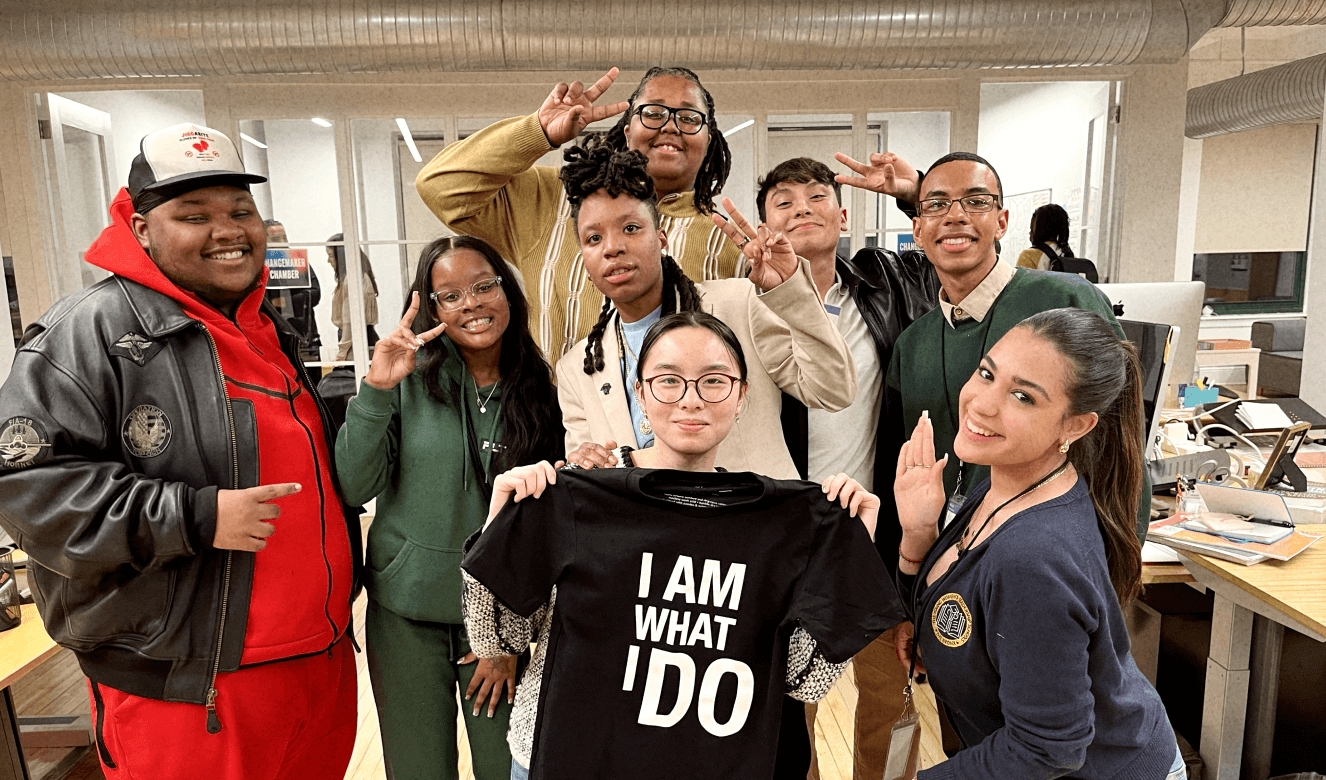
xmin=711 ymin=197 xmax=800 ymax=292
xmin=834 ymin=151 xmax=921 ymax=205
xmin=894 ymin=410 xmax=948 ymax=545
xmin=539 ymin=67 xmax=632 ymax=148
xmin=364 ymin=291 xmax=448 ymax=391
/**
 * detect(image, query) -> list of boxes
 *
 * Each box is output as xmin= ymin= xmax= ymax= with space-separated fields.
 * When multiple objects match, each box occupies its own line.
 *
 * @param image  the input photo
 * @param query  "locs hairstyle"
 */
xmin=559 ymin=136 xmax=704 ymax=376
xmin=406 ymin=235 xmax=563 ymax=471
xmin=602 ymin=66 xmax=731 ymax=216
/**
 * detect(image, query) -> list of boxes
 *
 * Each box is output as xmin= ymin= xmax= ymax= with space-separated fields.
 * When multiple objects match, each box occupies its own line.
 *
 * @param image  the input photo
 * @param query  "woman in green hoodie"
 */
xmin=335 ymin=235 xmax=563 ymax=780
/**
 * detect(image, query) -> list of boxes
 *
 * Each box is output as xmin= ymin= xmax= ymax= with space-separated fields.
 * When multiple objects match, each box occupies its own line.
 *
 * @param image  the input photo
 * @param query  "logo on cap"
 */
xmin=181 ymin=130 xmax=221 ymax=162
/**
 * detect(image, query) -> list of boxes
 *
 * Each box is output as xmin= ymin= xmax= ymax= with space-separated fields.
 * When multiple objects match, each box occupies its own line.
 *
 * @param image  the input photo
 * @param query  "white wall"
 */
xmin=978 ymin=81 xmax=1110 ymax=262
xmin=52 ymin=90 xmax=206 ymax=188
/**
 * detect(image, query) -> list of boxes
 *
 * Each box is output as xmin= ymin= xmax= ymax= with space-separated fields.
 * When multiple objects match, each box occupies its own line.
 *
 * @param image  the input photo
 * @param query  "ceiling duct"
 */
xmin=0 ymin=0 xmax=1279 ymax=81
xmin=1186 ymin=53 xmax=1326 ymax=138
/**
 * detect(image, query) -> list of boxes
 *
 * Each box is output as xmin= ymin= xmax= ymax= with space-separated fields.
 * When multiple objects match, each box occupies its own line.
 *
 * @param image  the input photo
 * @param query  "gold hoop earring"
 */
xmin=1059 ymin=442 xmax=1070 ymax=454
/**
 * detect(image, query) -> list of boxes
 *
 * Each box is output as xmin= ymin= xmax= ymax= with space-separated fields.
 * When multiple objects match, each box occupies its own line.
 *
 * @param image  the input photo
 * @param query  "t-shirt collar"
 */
xmin=938 ymin=260 xmax=1015 ymax=326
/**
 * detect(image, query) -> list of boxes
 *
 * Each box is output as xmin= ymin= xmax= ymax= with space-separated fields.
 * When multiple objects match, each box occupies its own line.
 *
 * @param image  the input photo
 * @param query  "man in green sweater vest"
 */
xmin=836 ymin=151 xmax=1149 ymax=576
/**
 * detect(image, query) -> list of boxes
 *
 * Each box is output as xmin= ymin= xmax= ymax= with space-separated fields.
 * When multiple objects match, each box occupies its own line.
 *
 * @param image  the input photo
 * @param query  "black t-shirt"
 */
xmin=462 ymin=468 xmax=904 ymax=780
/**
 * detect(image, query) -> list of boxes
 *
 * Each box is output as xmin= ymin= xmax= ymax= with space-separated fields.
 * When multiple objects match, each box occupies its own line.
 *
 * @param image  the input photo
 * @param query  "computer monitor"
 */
xmin=1096 ymin=281 xmax=1204 ymax=391
xmin=1119 ymin=320 xmax=1177 ymax=461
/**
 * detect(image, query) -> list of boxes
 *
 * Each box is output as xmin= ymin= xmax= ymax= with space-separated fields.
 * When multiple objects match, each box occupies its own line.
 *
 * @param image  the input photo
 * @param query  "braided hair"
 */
xmin=602 ymin=66 xmax=731 ymax=216
xmin=560 ymin=136 xmax=704 ymax=376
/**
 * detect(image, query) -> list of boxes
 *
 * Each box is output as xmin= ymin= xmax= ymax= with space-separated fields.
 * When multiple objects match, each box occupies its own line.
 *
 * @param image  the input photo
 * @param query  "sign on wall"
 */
xmin=265 ymin=249 xmax=311 ymax=289
xmin=1001 ymin=189 xmax=1053 ymax=261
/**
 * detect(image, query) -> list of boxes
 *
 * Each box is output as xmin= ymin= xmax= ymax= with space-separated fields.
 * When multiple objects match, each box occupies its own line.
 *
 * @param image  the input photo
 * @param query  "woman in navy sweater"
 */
xmin=893 ymin=307 xmax=1184 ymax=780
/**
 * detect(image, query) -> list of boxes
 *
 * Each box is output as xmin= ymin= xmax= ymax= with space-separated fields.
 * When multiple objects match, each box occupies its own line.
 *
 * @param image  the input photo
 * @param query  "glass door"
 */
xmin=39 ymin=94 xmax=116 ymax=296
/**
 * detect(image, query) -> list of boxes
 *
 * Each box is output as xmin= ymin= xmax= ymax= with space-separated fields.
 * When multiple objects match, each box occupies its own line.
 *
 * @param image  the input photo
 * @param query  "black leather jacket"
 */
xmin=0 ymin=276 xmax=362 ymax=705
xmin=781 ymin=247 xmax=940 ymax=491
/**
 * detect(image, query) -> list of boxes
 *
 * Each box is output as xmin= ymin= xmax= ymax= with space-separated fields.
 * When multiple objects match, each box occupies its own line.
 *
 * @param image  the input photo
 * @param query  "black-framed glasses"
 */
xmin=644 ymin=373 xmax=742 ymax=404
xmin=634 ymin=104 xmax=708 ymax=134
xmin=429 ymin=276 xmax=504 ymax=312
xmin=917 ymin=195 xmax=1002 ymax=218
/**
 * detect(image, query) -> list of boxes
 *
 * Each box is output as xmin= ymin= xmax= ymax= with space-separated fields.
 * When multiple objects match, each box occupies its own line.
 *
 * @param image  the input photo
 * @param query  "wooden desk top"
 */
xmin=0 ymin=603 xmax=58 ymax=690
xmin=1181 ymin=542 xmax=1326 ymax=641
xmin=1142 ymin=563 xmax=1195 ymax=585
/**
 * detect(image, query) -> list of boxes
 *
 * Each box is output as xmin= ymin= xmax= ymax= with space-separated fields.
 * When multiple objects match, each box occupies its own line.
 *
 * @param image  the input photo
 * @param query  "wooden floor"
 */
xmin=14 ymin=566 xmax=943 ymax=780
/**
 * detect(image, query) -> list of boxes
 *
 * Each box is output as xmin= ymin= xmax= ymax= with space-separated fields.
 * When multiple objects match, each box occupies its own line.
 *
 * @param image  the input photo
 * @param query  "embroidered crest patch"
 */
xmin=109 ymin=332 xmax=162 ymax=367
xmin=122 ymin=405 xmax=172 ymax=458
xmin=0 ymin=417 xmax=52 ymax=469
xmin=932 ymin=593 xmax=973 ymax=648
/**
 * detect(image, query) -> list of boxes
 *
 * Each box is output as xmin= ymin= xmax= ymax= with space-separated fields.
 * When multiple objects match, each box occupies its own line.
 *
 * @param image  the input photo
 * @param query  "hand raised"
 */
xmin=894 ymin=410 xmax=948 ymax=539
xmin=214 ymin=482 xmax=301 ymax=552
xmin=364 ymin=292 xmax=447 ymax=391
xmin=711 ymin=198 xmax=799 ymax=292
xmin=539 ymin=67 xmax=632 ymax=147
xmin=822 ymin=472 xmax=881 ymax=541
xmin=834 ymin=152 xmax=921 ymax=204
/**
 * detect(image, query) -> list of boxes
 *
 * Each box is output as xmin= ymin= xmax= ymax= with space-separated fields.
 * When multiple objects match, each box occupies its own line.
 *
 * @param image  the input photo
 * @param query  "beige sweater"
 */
xmin=415 ymin=113 xmax=746 ymax=359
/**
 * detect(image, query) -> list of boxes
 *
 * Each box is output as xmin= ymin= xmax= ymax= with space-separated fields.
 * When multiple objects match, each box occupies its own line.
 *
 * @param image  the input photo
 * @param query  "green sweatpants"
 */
xmin=366 ymin=597 xmax=515 ymax=780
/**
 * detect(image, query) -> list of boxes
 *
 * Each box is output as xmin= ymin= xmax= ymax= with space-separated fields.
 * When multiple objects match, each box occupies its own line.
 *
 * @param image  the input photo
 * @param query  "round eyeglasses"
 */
xmin=917 ymin=195 xmax=1002 ymax=218
xmin=634 ymin=104 xmax=708 ymax=135
xmin=643 ymin=373 xmax=742 ymax=404
xmin=429 ymin=276 xmax=504 ymax=312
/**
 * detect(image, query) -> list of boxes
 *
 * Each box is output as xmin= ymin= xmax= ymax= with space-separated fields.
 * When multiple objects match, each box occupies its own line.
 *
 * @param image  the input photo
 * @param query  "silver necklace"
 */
xmin=473 ymin=376 xmax=499 ymax=414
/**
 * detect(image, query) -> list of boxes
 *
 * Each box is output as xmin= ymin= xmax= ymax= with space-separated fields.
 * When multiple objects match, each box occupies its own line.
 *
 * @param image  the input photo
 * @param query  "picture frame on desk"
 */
xmin=1254 ymin=421 xmax=1312 ymax=492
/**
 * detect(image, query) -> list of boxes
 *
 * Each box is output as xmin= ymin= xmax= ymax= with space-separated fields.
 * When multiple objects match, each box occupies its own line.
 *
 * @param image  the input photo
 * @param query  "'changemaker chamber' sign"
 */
xmin=265 ymin=249 xmax=310 ymax=289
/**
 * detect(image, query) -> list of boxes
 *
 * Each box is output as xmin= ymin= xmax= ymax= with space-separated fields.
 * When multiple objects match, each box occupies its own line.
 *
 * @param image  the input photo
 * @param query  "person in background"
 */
xmin=893 ymin=307 xmax=1183 ymax=780
xmin=416 ymin=66 xmax=745 ymax=359
xmin=463 ymin=311 xmax=900 ymax=780
xmin=0 ymin=122 xmax=360 ymax=780
xmin=327 ymin=231 xmax=379 ymax=361
xmin=263 ymin=218 xmax=322 ymax=359
xmin=755 ymin=156 xmax=939 ymax=780
xmin=335 ymin=235 xmax=562 ymax=780
xmin=1015 ymin=203 xmax=1075 ymax=271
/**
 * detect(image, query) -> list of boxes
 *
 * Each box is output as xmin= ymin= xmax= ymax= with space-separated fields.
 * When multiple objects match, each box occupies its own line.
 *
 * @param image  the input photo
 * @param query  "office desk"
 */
xmin=0 ymin=604 xmax=59 ymax=780
xmin=1181 ymin=545 xmax=1326 ymax=780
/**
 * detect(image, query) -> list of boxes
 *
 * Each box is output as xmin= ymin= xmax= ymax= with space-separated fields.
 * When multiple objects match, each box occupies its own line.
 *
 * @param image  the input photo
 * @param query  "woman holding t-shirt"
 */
xmin=462 ymin=312 xmax=900 ymax=780
xmin=893 ymin=307 xmax=1184 ymax=780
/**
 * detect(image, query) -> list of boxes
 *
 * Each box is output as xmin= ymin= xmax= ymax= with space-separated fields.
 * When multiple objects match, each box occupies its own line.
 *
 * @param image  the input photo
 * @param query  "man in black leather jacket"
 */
xmin=0 ymin=123 xmax=362 ymax=780
xmin=757 ymin=157 xmax=939 ymax=780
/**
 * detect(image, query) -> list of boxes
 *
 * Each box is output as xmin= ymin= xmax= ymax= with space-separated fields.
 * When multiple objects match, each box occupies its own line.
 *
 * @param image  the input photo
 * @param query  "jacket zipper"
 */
xmin=200 ymin=324 xmax=238 ymax=734
xmin=282 ymin=373 xmax=340 ymax=644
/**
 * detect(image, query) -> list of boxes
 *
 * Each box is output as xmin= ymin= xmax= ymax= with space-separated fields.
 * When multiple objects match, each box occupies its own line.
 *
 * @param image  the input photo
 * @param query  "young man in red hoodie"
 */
xmin=0 ymin=123 xmax=361 ymax=780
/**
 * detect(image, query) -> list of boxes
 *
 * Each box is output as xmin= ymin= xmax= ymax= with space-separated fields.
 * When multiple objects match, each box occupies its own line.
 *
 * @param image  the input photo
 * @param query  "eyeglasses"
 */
xmin=643 ymin=373 xmax=742 ymax=404
xmin=917 ymin=195 xmax=1001 ymax=218
xmin=429 ymin=276 xmax=504 ymax=311
xmin=634 ymin=104 xmax=708 ymax=135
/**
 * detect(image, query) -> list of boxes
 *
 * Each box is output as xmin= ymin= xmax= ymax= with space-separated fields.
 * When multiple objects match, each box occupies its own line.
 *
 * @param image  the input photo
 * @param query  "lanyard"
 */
xmin=938 ymin=313 xmax=995 ymax=512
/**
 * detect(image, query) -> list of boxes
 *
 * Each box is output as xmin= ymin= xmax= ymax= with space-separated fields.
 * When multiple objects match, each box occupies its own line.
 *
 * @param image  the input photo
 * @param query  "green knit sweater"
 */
xmin=335 ymin=342 xmax=500 ymax=625
xmin=886 ymin=268 xmax=1150 ymax=537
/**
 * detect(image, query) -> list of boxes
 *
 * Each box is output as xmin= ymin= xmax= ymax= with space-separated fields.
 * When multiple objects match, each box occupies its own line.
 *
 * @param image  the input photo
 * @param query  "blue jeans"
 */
xmin=1166 ymin=743 xmax=1187 ymax=780
xmin=510 ymin=757 xmax=529 ymax=780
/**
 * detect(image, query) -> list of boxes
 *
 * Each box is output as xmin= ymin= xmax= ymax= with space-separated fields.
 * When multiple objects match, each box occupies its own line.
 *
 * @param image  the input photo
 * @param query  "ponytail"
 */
xmin=1019 ymin=308 xmax=1144 ymax=606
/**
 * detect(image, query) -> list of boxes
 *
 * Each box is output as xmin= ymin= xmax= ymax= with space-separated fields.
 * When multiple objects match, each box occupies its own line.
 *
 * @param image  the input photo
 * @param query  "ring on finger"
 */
xmin=738 ymin=237 xmax=751 ymax=248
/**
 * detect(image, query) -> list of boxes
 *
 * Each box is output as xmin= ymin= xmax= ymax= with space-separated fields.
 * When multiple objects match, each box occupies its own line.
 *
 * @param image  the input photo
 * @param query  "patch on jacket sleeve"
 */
xmin=932 ymin=592 xmax=972 ymax=648
xmin=122 ymin=405 xmax=172 ymax=458
xmin=109 ymin=332 xmax=162 ymax=367
xmin=0 ymin=417 xmax=52 ymax=469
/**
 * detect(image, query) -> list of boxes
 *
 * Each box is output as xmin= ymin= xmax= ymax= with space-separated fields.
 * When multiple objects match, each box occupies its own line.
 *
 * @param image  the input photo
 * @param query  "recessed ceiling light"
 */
xmin=396 ymin=118 xmax=423 ymax=163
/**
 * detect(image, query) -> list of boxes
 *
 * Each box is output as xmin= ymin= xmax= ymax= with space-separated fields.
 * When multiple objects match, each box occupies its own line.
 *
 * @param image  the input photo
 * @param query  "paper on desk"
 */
xmin=1150 ymin=514 xmax=1323 ymax=562
xmin=1142 ymin=541 xmax=1181 ymax=563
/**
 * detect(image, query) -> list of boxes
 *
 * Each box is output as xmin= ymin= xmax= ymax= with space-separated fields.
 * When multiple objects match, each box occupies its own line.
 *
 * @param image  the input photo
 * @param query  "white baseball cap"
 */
xmin=128 ymin=123 xmax=266 ymax=213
